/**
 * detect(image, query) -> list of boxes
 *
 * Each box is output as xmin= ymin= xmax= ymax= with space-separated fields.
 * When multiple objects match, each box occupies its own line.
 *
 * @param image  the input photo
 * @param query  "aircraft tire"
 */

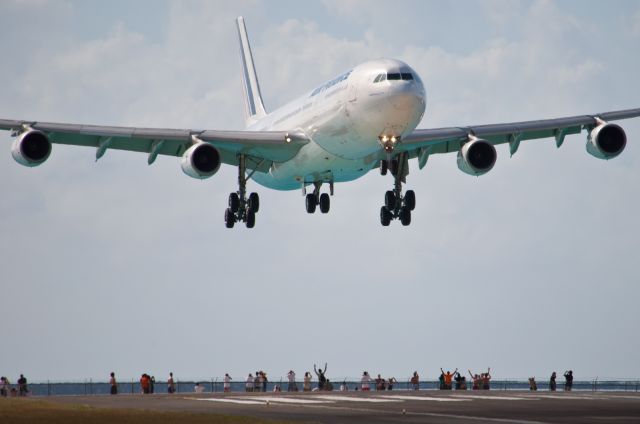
xmin=229 ymin=193 xmax=240 ymax=213
xmin=380 ymin=206 xmax=392 ymax=226
xmin=399 ymin=207 xmax=411 ymax=226
xmin=246 ymin=209 xmax=256 ymax=228
xmin=404 ymin=190 xmax=416 ymax=211
xmin=248 ymin=192 xmax=260 ymax=213
xmin=225 ymin=207 xmax=235 ymax=228
xmin=305 ymin=193 xmax=317 ymax=213
xmin=384 ymin=190 xmax=396 ymax=209
xmin=319 ymin=193 xmax=330 ymax=213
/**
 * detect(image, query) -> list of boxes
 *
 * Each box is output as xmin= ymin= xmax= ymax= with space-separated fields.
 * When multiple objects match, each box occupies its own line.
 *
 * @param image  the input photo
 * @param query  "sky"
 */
xmin=1 ymin=0 xmax=639 ymax=383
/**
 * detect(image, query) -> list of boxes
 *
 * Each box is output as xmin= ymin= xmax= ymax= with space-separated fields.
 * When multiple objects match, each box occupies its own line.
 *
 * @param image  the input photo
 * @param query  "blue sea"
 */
xmin=14 ymin=379 xmax=640 ymax=396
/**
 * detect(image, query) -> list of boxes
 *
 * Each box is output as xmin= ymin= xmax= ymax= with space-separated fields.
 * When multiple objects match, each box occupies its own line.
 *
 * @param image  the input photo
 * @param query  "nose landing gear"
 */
xmin=224 ymin=155 xmax=260 ymax=229
xmin=380 ymin=153 xmax=415 ymax=226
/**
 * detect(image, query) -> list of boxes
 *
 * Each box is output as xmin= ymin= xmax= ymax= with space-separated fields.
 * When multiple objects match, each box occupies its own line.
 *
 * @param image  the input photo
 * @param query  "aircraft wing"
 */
xmin=0 ymin=119 xmax=309 ymax=171
xmin=399 ymin=108 xmax=640 ymax=168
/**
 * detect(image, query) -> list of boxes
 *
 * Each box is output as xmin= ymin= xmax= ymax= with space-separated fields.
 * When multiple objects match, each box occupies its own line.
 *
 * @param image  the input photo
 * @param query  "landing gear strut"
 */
xmin=225 ymin=155 xmax=260 ymax=229
xmin=380 ymin=153 xmax=415 ymax=227
xmin=305 ymin=181 xmax=332 ymax=214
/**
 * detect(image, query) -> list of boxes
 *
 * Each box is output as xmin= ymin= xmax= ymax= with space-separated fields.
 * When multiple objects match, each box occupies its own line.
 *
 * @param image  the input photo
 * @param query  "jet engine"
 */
xmin=11 ymin=129 xmax=52 ymax=167
xmin=586 ymin=122 xmax=626 ymax=160
xmin=181 ymin=142 xmax=221 ymax=179
xmin=457 ymin=138 xmax=497 ymax=176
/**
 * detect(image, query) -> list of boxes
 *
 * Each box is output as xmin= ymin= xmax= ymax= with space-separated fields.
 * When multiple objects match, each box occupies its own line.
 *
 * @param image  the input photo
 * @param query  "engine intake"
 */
xmin=11 ymin=129 xmax=52 ymax=167
xmin=586 ymin=122 xmax=626 ymax=160
xmin=457 ymin=138 xmax=497 ymax=176
xmin=181 ymin=142 xmax=221 ymax=179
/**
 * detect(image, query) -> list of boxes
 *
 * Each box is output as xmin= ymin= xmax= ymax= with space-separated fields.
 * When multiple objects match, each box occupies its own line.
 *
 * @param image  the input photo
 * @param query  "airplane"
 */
xmin=2 ymin=17 xmax=639 ymax=228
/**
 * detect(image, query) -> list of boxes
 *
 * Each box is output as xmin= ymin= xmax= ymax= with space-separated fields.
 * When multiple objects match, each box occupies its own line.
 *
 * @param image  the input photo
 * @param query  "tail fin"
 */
xmin=236 ymin=16 xmax=267 ymax=127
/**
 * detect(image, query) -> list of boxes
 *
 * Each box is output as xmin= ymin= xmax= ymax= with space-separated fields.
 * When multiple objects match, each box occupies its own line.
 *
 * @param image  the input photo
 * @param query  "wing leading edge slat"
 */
xmin=400 ymin=108 xmax=640 ymax=156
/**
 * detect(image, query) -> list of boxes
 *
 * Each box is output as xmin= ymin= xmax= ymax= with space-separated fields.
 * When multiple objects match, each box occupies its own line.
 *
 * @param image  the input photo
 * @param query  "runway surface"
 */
xmin=48 ymin=390 xmax=640 ymax=423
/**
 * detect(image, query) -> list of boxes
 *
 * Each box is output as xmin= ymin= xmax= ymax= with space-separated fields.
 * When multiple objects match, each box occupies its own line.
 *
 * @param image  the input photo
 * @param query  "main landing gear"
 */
xmin=379 ymin=153 xmax=415 ymax=227
xmin=225 ymin=155 xmax=260 ymax=229
xmin=305 ymin=181 xmax=332 ymax=214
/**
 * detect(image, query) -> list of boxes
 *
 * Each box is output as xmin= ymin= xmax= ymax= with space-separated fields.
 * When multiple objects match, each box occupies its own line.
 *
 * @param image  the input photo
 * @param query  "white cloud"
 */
xmin=0 ymin=0 xmax=639 ymax=381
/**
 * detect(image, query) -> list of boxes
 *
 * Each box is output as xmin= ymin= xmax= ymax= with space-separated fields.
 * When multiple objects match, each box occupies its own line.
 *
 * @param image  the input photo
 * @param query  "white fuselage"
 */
xmin=248 ymin=59 xmax=426 ymax=190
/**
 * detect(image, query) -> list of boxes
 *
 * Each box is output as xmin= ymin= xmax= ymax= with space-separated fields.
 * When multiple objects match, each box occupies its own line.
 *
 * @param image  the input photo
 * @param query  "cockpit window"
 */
xmin=401 ymin=73 xmax=414 ymax=80
xmin=387 ymin=73 xmax=401 ymax=80
xmin=373 ymin=73 xmax=386 ymax=83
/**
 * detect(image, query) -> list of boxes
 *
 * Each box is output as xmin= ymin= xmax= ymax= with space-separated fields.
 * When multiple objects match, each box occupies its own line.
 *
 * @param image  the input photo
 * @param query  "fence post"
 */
xmin=90 ymin=379 xmax=93 ymax=395
xmin=47 ymin=380 xmax=50 ymax=396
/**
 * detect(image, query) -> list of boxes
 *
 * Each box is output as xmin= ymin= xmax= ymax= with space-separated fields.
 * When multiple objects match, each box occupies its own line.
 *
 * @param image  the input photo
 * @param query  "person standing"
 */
xmin=245 ymin=373 xmax=254 ymax=392
xmin=441 ymin=368 xmax=457 ymax=390
xmin=361 ymin=371 xmax=371 ymax=391
xmin=387 ymin=377 xmax=397 ymax=391
xmin=253 ymin=372 xmax=261 ymax=393
xmin=150 ymin=376 xmax=155 ymax=394
xmin=0 ymin=377 xmax=9 ymax=397
xmin=224 ymin=373 xmax=232 ymax=393
xmin=262 ymin=371 xmax=268 ymax=392
xmin=564 ymin=370 xmax=573 ymax=391
xmin=287 ymin=370 xmax=297 ymax=392
xmin=482 ymin=368 xmax=492 ymax=390
xmin=303 ymin=372 xmax=312 ymax=391
xmin=109 ymin=372 xmax=118 ymax=395
xmin=167 ymin=372 xmax=176 ymax=394
xmin=468 ymin=370 xmax=480 ymax=390
xmin=549 ymin=372 xmax=557 ymax=391
xmin=17 ymin=374 xmax=27 ymax=396
xmin=410 ymin=371 xmax=419 ymax=390
xmin=454 ymin=372 xmax=466 ymax=390
xmin=140 ymin=374 xmax=150 ymax=394
xmin=314 ymin=363 xmax=327 ymax=391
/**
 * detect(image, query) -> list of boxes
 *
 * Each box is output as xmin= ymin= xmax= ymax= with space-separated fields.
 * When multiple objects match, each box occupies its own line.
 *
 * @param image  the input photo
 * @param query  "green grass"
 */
xmin=0 ymin=398 xmax=301 ymax=424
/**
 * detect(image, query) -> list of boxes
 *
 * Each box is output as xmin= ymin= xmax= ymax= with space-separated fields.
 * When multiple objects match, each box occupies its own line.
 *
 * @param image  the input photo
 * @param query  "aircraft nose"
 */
xmin=388 ymin=87 xmax=423 ymax=111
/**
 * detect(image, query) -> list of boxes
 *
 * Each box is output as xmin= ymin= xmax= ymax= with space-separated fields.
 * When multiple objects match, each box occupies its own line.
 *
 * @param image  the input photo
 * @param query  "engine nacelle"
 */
xmin=181 ymin=142 xmax=221 ymax=179
xmin=11 ymin=129 xmax=52 ymax=167
xmin=457 ymin=138 xmax=497 ymax=176
xmin=586 ymin=122 xmax=626 ymax=160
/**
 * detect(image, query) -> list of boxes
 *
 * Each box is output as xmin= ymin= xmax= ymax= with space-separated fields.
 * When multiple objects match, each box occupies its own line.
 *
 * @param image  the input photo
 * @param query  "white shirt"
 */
xmin=361 ymin=374 xmax=371 ymax=389
xmin=288 ymin=372 xmax=296 ymax=383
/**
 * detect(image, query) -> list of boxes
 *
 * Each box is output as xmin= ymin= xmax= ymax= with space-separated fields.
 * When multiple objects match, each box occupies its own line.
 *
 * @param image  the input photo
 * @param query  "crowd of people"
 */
xmin=529 ymin=371 xmax=574 ymax=392
xmin=0 ymin=375 xmax=28 ymax=397
xmin=0 ymin=369 xmax=579 ymax=396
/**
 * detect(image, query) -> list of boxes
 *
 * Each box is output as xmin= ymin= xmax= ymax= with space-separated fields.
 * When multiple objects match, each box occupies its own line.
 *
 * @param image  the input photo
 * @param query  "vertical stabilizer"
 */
xmin=236 ymin=16 xmax=267 ymax=127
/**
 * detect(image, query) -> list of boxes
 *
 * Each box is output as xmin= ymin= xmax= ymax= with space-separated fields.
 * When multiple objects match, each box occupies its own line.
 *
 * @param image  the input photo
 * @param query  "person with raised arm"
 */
xmin=314 ymin=363 xmax=327 ymax=391
xmin=482 ymin=368 xmax=491 ymax=390
xmin=440 ymin=368 xmax=458 ymax=390
xmin=468 ymin=370 xmax=480 ymax=390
